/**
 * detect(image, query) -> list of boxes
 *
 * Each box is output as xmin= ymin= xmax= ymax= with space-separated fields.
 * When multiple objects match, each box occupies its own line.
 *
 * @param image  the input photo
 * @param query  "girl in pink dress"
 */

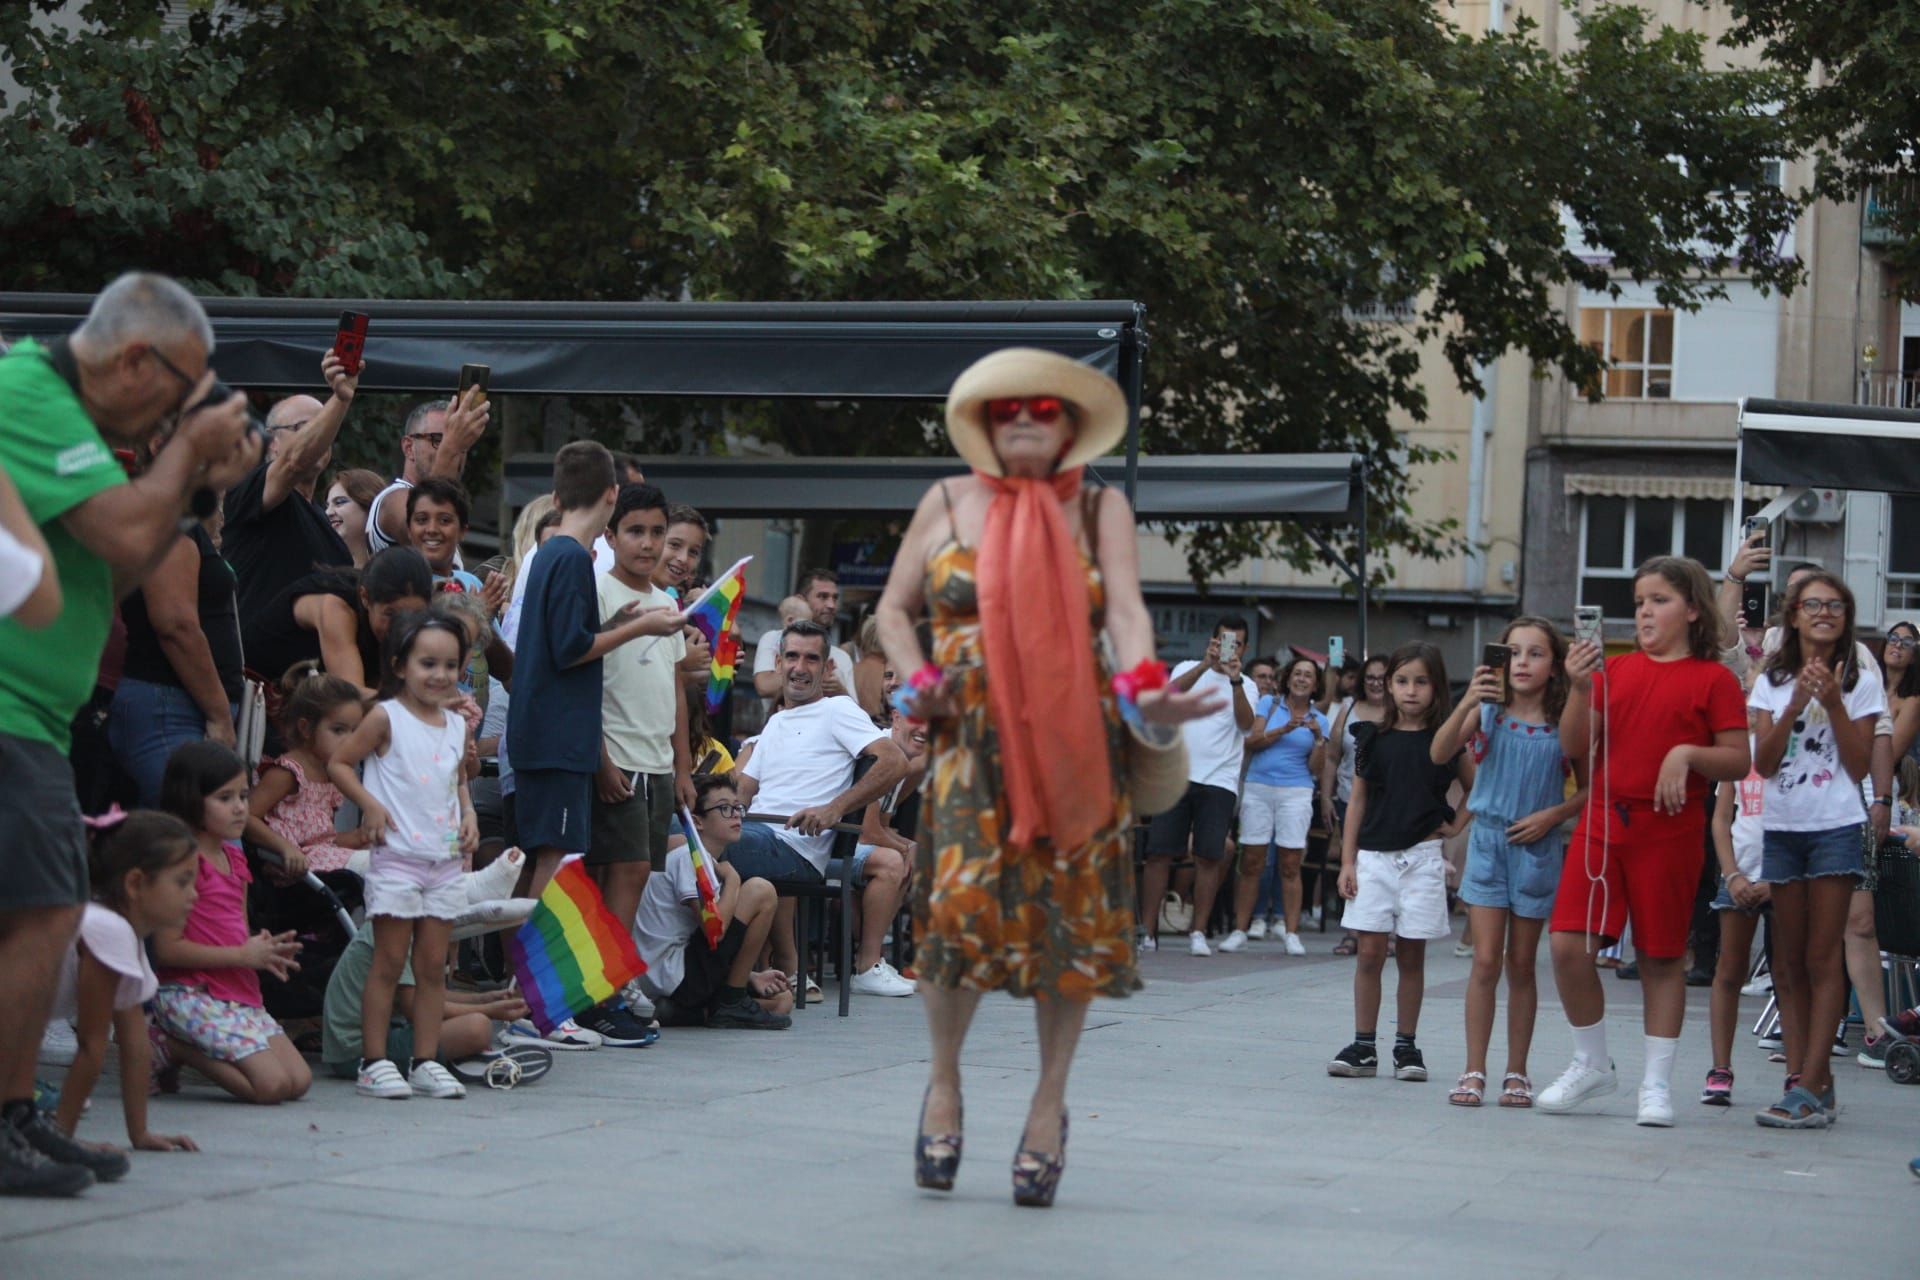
xmin=246 ymin=665 xmax=369 ymax=876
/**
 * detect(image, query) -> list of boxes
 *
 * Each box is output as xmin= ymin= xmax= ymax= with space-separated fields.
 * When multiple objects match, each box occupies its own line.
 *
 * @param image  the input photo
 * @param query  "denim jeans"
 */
xmin=107 ymin=677 xmax=230 ymax=807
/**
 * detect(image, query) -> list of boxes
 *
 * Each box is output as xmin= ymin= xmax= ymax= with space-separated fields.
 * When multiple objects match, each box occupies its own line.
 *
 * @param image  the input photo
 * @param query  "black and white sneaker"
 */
xmin=1392 ymin=1043 xmax=1428 ymax=1082
xmin=574 ymin=1001 xmax=659 ymax=1047
xmin=707 ymin=995 xmax=792 ymax=1030
xmin=1327 ymin=1042 xmax=1379 ymax=1078
xmin=0 ymin=1116 xmax=96 ymax=1198
xmin=12 ymin=1108 xmax=130 ymax=1182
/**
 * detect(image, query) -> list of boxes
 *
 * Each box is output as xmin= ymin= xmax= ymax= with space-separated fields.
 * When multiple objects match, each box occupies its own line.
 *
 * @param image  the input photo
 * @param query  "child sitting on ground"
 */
xmin=14 ymin=812 xmax=203 ymax=1195
xmin=248 ymin=664 xmax=368 ymax=876
xmin=151 ymin=742 xmax=312 ymax=1105
xmin=633 ymin=773 xmax=793 ymax=1029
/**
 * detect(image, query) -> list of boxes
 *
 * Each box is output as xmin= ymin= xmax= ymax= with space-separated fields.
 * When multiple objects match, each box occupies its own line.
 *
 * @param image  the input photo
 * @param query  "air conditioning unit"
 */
xmin=1788 ymin=487 xmax=1846 ymax=523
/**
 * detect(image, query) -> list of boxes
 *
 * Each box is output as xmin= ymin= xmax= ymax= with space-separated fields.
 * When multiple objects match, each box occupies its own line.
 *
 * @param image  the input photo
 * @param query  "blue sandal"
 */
xmin=1755 ymin=1084 xmax=1829 ymax=1130
xmin=914 ymin=1087 xmax=963 ymax=1191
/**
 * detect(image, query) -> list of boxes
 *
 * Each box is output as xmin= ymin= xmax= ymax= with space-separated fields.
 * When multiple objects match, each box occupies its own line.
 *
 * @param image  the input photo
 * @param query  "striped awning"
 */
xmin=1563 ymin=474 xmax=1781 ymax=501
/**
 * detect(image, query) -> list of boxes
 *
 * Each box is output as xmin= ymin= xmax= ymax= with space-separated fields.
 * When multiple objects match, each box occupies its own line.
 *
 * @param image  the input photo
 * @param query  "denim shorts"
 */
xmin=1459 ymin=815 xmax=1564 ymax=920
xmin=1759 ymin=823 xmax=1864 ymax=885
xmin=723 ymin=822 xmax=824 ymax=884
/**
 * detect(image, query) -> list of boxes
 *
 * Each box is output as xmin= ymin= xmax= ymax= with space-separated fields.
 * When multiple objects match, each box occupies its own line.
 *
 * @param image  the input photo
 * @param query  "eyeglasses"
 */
xmin=985 ymin=396 xmax=1074 ymax=427
xmin=408 ymin=432 xmax=445 ymax=448
xmin=1364 ymin=675 xmax=1387 ymax=686
xmin=147 ymin=346 xmax=200 ymax=433
xmin=697 ymin=802 xmax=747 ymax=818
xmin=1795 ymin=598 xmax=1847 ymax=617
xmin=1889 ymin=636 xmax=1918 ymax=650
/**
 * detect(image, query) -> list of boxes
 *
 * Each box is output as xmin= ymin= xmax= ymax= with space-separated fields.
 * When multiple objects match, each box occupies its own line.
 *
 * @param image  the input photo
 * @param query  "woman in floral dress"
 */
xmin=876 ymin=348 xmax=1217 ymax=1207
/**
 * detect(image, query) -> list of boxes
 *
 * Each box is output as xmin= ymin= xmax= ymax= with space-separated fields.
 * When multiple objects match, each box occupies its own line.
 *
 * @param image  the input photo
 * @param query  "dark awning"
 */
xmin=505 ymin=452 xmax=1364 ymax=523
xmin=1738 ymin=397 xmax=1920 ymax=494
xmin=0 ymin=294 xmax=1142 ymax=400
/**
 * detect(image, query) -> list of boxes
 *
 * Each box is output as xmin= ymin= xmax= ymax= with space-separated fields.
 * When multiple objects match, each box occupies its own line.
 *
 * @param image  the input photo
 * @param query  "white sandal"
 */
xmin=1449 ymin=1071 xmax=1486 ymax=1107
xmin=1499 ymin=1073 xmax=1534 ymax=1108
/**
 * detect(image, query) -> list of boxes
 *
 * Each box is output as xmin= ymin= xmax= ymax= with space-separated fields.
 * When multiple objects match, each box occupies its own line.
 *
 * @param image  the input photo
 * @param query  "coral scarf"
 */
xmin=973 ymin=467 xmax=1114 ymax=850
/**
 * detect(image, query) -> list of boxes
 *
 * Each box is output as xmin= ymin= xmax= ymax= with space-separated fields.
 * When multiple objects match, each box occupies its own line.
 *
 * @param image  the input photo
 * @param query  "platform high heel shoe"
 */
xmin=1011 ymin=1112 xmax=1069 ymax=1208
xmin=914 ymin=1088 xmax=963 ymax=1191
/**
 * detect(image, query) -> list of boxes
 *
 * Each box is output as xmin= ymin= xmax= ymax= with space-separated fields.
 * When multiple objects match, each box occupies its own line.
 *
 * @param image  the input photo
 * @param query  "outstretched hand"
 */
xmin=1137 ymin=686 xmax=1226 ymax=726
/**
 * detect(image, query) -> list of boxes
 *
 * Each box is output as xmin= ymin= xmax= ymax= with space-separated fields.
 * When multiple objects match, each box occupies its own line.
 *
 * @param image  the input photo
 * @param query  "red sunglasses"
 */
xmin=985 ymin=396 xmax=1073 ymax=427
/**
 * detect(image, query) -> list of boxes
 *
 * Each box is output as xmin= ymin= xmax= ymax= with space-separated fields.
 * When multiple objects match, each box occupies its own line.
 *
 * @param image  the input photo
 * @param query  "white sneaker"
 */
xmin=1283 ymin=931 xmax=1307 ymax=957
xmin=621 ymin=979 xmax=656 ymax=1022
xmin=1636 ymin=1083 xmax=1674 ymax=1127
xmin=1246 ymin=918 xmax=1268 ymax=940
xmin=38 ymin=1020 xmax=78 ymax=1067
xmin=356 ymin=1057 xmax=412 ymax=1100
xmin=850 ymin=960 xmax=915 ymax=997
xmin=504 ymin=1018 xmax=602 ymax=1051
xmin=1307 ymin=906 xmax=1322 ymax=928
xmin=1536 ymin=1057 xmax=1618 ymax=1114
xmin=1219 ymin=929 xmax=1248 ymax=953
xmin=1189 ymin=931 xmax=1212 ymax=957
xmin=1741 ymin=976 xmax=1773 ymax=997
xmin=408 ymin=1059 xmax=467 ymax=1099
xmin=1139 ymin=933 xmax=1158 ymax=952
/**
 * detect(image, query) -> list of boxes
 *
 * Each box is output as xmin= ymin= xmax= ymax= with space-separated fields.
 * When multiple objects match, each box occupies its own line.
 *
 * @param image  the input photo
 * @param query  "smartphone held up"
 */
xmin=1740 ymin=515 xmax=1771 ymax=628
xmin=331 ymin=311 xmax=369 ymax=376
xmin=1482 ymin=642 xmax=1511 ymax=701
xmin=1573 ymin=604 xmax=1604 ymax=650
xmin=458 ymin=363 xmax=491 ymax=408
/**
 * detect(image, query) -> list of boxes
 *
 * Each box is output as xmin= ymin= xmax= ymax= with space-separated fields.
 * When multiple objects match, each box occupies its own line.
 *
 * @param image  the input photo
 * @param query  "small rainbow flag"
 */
xmin=679 ymin=807 xmax=726 ymax=949
xmin=683 ymin=557 xmax=749 ymax=715
xmin=506 ymin=856 xmax=646 ymax=1033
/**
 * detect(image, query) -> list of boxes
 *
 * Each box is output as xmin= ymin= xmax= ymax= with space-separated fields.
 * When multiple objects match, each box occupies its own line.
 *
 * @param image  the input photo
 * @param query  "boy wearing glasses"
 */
xmin=632 ymin=774 xmax=794 ymax=1029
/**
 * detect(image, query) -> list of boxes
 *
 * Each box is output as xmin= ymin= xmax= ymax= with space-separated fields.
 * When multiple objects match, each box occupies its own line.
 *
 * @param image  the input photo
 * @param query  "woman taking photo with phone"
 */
xmin=1230 ymin=656 xmax=1328 ymax=956
xmin=875 ymin=349 xmax=1216 ymax=1208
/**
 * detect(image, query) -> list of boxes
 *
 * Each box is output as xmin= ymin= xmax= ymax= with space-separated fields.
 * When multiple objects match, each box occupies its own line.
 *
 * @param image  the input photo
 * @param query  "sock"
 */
xmin=1642 ymin=1034 xmax=1679 ymax=1090
xmin=721 ymin=983 xmax=750 ymax=1004
xmin=1355 ymin=1030 xmax=1377 ymax=1047
xmin=1570 ymin=1019 xmax=1609 ymax=1068
xmin=1394 ymin=1032 xmax=1416 ymax=1051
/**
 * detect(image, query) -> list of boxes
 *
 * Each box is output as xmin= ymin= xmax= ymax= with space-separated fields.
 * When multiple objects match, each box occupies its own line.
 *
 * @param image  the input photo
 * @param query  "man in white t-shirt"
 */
xmin=754 ymin=574 xmax=854 ymax=701
xmin=1140 ymin=616 xmax=1258 ymax=957
xmin=734 ymin=621 xmax=909 ymax=995
xmin=364 ymin=393 xmax=489 ymax=559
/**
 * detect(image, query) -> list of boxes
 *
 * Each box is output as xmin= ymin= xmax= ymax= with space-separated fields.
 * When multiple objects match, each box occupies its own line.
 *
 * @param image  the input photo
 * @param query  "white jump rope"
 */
xmin=1579 ymin=648 xmax=1611 ymax=953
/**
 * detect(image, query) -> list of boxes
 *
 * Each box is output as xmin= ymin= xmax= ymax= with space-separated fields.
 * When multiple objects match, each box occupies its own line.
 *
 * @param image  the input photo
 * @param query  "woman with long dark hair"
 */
xmin=245 ymin=545 xmax=433 ymax=699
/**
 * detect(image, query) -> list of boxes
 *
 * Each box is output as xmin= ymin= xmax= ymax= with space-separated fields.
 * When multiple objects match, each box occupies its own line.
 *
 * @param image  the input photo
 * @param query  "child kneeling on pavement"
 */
xmin=635 ymin=774 xmax=794 ymax=1029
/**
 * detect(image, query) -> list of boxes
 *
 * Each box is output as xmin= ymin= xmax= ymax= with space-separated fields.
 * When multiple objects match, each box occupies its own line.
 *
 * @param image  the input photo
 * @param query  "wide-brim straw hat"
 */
xmin=944 ymin=348 xmax=1128 ymax=477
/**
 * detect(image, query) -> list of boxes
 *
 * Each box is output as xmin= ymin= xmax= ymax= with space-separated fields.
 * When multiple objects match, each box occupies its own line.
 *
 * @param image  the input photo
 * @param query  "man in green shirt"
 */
xmin=0 ymin=272 xmax=260 ymax=1198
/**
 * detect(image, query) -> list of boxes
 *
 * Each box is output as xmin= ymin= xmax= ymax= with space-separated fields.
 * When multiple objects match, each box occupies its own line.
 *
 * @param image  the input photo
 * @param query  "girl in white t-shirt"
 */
xmin=54 ymin=811 xmax=203 ymax=1160
xmin=1701 ymin=732 xmax=1768 ymax=1107
xmin=328 ymin=611 xmax=478 ymax=1102
xmin=1748 ymin=572 xmax=1884 ymax=1128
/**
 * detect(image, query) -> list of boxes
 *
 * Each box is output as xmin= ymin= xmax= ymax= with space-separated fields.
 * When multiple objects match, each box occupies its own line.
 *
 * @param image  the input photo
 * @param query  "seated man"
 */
xmin=731 ymin=621 xmax=910 ymax=995
xmin=635 ymin=773 xmax=794 ymax=1029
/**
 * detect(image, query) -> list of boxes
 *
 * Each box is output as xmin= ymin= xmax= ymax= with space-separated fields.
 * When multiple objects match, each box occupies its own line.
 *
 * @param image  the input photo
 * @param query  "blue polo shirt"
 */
xmin=505 ymin=534 xmax=600 ymax=773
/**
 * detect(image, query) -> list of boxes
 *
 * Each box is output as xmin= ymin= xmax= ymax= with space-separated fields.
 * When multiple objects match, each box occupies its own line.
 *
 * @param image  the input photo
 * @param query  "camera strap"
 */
xmin=38 ymin=336 xmax=84 ymax=398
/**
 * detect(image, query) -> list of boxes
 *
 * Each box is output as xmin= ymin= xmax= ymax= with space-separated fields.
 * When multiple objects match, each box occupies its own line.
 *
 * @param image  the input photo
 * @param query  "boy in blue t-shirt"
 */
xmin=507 ymin=442 xmax=682 ymax=899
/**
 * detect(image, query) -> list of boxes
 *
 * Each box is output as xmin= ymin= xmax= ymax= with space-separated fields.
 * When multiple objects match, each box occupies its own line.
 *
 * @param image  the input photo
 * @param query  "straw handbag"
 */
xmin=1124 ymin=721 xmax=1188 ymax=817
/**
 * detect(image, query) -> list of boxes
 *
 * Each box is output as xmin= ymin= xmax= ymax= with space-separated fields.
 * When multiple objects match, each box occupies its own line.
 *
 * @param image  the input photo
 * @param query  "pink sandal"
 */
xmin=1499 ymin=1073 xmax=1533 ymax=1108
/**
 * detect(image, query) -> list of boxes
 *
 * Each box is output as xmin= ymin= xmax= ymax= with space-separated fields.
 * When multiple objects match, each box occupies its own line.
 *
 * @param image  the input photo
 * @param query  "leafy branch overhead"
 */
xmin=1 ymin=1 xmax=1803 ymax=586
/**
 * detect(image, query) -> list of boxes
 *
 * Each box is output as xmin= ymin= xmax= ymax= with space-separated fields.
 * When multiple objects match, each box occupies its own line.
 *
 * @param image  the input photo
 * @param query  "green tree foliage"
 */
xmin=1721 ymin=1 xmax=1920 ymax=296
xmin=1 ymin=1 xmax=1802 ymax=584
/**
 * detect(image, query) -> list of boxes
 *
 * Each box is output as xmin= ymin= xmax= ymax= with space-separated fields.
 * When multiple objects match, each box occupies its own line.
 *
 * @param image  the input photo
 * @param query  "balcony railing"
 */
xmin=1863 ymin=179 xmax=1918 ymax=248
xmin=1857 ymin=371 xmax=1920 ymax=409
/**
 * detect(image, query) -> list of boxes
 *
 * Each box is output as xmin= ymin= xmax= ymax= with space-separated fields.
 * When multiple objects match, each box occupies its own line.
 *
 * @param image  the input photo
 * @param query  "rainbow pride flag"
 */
xmin=506 ymin=856 xmax=646 ymax=1033
xmin=683 ymin=557 xmax=749 ymax=715
xmin=679 ymin=807 xmax=726 ymax=949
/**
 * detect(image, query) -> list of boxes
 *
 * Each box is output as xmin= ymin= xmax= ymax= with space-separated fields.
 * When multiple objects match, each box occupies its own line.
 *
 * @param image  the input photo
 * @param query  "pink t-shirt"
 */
xmin=155 ymin=842 xmax=263 ymax=1008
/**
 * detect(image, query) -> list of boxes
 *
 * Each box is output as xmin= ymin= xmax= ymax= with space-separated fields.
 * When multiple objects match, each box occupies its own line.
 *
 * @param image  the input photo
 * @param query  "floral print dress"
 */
xmin=914 ymin=538 xmax=1140 ymax=999
xmin=258 ymin=755 xmax=357 ymax=874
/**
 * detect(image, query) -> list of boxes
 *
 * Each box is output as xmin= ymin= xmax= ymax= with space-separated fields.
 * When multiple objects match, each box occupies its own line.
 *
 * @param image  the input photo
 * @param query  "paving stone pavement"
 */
xmin=4 ymin=929 xmax=1913 ymax=1278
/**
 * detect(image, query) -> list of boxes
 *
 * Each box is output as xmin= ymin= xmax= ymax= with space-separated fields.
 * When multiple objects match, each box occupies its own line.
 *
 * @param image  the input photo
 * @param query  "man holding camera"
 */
xmin=0 ymin=272 xmax=260 ymax=1197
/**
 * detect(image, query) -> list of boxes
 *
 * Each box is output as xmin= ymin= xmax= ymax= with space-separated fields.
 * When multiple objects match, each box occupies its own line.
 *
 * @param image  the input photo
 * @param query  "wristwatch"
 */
xmin=1873 ymin=795 xmax=1892 ymax=807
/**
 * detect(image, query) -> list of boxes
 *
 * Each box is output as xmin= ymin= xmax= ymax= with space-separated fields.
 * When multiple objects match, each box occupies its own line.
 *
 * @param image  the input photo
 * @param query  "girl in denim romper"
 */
xmin=1431 ymin=617 xmax=1584 ymax=1109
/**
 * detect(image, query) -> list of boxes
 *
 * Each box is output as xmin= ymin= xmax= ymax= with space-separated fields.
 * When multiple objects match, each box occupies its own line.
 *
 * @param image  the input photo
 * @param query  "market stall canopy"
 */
xmin=1737 ymin=397 xmax=1920 ymax=495
xmin=504 ymin=452 xmax=1365 ymax=523
xmin=0 ymin=295 xmax=1143 ymax=400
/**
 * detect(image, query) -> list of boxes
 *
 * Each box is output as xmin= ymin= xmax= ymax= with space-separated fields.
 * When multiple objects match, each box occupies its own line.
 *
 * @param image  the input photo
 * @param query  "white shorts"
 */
xmin=364 ymin=849 xmax=466 ymax=920
xmin=1240 ymin=783 xmax=1313 ymax=848
xmin=1342 ymin=841 xmax=1450 ymax=940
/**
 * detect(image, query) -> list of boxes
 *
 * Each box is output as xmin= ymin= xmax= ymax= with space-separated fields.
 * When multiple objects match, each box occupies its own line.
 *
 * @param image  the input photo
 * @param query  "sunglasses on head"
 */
xmin=985 ymin=396 xmax=1073 ymax=427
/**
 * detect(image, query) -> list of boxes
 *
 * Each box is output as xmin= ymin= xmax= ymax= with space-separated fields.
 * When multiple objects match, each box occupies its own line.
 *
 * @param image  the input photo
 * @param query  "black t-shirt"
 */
xmin=244 ymin=570 xmax=380 ymax=686
xmin=1352 ymin=723 xmax=1459 ymax=852
xmin=119 ymin=525 xmax=245 ymax=703
xmin=223 ymin=460 xmax=351 ymax=656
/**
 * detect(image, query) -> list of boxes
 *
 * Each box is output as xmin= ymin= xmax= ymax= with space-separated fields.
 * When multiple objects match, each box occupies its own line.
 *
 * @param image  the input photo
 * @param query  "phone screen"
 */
xmin=1328 ymin=636 xmax=1345 ymax=671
